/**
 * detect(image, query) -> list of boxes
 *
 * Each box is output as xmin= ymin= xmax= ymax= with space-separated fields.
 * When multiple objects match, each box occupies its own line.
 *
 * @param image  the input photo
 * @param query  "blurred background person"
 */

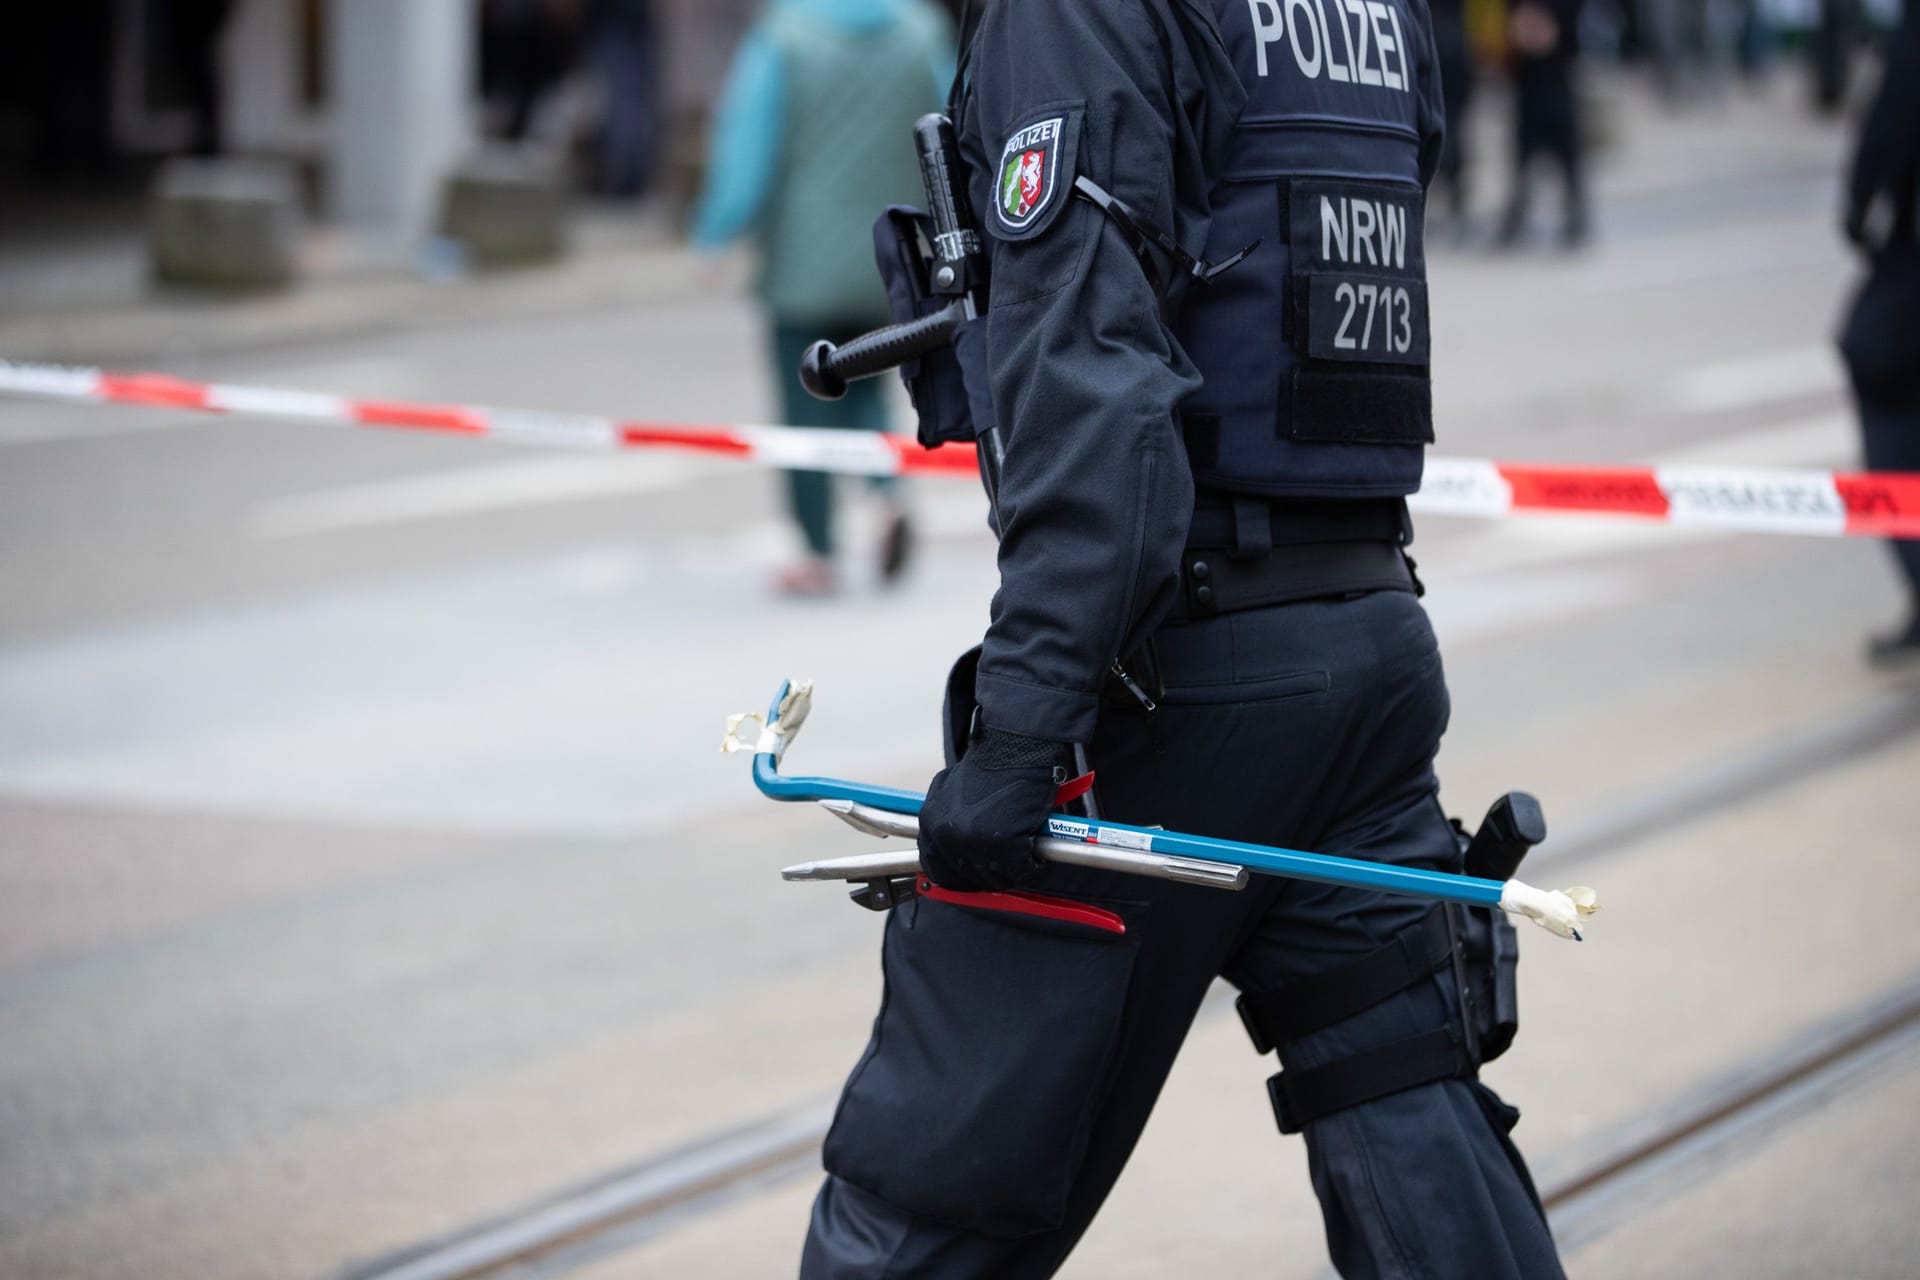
xmin=15 ymin=3 xmax=114 ymax=180
xmin=481 ymin=0 xmax=585 ymax=144
xmin=163 ymin=0 xmax=237 ymax=158
xmin=1839 ymin=0 xmax=1920 ymax=666
xmin=1498 ymin=0 xmax=1591 ymax=249
xmin=691 ymin=0 xmax=954 ymax=598
xmin=1432 ymin=0 xmax=1479 ymax=234
xmin=587 ymin=0 xmax=660 ymax=196
xmin=1645 ymin=0 xmax=1717 ymax=103
xmin=1811 ymin=0 xmax=1860 ymax=113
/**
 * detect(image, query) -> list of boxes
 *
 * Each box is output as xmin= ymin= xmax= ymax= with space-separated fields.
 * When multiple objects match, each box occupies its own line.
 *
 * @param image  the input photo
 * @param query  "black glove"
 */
xmin=917 ymin=725 xmax=1073 ymax=892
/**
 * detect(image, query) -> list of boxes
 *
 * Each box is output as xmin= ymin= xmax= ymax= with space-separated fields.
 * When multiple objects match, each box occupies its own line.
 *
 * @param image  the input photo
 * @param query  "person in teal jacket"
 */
xmin=693 ymin=0 xmax=955 ymax=597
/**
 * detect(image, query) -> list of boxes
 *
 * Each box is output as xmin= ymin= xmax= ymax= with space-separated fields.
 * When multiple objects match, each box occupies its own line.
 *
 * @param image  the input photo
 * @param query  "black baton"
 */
xmin=799 ymin=114 xmax=988 ymax=401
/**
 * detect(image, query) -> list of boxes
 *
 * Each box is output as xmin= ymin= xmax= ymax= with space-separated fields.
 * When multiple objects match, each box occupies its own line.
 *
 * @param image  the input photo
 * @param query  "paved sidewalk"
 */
xmin=0 ymin=201 xmax=702 ymax=368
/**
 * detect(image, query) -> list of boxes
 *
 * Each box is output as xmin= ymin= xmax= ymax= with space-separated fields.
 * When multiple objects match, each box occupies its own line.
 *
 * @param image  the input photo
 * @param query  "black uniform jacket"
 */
xmin=958 ymin=0 xmax=1243 ymax=744
xmin=1847 ymin=0 xmax=1920 ymax=259
xmin=1840 ymin=1 xmax=1920 ymax=401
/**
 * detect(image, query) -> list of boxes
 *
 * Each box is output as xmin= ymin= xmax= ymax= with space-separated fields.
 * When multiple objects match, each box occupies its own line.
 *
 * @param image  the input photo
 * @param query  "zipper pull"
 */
xmin=1111 ymin=660 xmax=1157 ymax=712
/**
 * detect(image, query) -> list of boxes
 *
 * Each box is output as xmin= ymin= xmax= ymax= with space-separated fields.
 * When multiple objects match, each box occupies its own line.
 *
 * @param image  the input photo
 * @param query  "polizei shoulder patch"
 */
xmin=991 ymin=106 xmax=1081 ymax=241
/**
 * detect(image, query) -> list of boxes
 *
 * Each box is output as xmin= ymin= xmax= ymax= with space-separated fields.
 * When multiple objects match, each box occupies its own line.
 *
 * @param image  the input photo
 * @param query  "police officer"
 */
xmin=801 ymin=1 xmax=1566 ymax=1275
xmin=1840 ymin=0 xmax=1920 ymax=666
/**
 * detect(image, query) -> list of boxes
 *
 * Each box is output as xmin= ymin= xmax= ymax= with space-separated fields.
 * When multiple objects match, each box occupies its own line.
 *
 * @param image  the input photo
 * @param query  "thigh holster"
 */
xmin=1237 ymin=796 xmax=1538 ymax=1133
xmin=1237 ymin=906 xmax=1481 ymax=1134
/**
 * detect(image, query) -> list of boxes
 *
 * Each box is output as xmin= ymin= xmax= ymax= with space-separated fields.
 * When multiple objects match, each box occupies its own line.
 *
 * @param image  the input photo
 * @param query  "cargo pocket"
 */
xmin=821 ymin=893 xmax=1141 ymax=1237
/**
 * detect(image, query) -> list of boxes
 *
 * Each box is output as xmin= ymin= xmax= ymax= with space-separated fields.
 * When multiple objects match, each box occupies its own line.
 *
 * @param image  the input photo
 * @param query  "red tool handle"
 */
xmin=917 ymin=877 xmax=1125 ymax=935
xmin=1054 ymin=770 xmax=1096 ymax=808
xmin=911 ymin=770 xmax=1118 ymax=931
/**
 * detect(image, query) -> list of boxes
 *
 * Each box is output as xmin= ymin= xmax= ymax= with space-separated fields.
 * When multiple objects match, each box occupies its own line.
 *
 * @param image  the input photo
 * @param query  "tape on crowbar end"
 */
xmin=720 ymin=678 xmax=814 ymax=764
xmin=1500 ymin=881 xmax=1601 ymax=941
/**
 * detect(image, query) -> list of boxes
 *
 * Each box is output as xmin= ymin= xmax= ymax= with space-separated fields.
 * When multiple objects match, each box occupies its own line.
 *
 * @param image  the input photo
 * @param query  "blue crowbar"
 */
xmin=724 ymin=680 xmax=1598 ymax=940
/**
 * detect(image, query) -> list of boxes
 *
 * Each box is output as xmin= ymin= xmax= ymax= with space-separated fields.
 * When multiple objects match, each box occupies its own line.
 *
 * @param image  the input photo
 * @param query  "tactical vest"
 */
xmin=1177 ymin=0 xmax=1436 ymax=498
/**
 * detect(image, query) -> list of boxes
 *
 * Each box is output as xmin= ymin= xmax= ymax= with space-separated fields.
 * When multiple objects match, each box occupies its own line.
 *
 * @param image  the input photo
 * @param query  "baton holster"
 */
xmin=1452 ymin=883 xmax=1522 ymax=1064
xmin=872 ymin=206 xmax=999 ymax=450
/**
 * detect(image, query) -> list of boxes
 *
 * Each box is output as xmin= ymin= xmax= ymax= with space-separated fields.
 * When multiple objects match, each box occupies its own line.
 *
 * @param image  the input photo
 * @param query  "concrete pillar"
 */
xmin=225 ymin=0 xmax=326 ymax=158
xmin=653 ymin=0 xmax=760 ymax=221
xmin=656 ymin=0 xmax=761 ymax=122
xmin=327 ymin=0 xmax=472 ymax=250
xmin=225 ymin=0 xmax=296 ymax=155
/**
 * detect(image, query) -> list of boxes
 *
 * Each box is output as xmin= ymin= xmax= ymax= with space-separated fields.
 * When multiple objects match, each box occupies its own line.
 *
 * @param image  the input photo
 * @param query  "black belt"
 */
xmin=1169 ymin=539 xmax=1414 ymax=621
xmin=1186 ymin=495 xmax=1408 ymax=553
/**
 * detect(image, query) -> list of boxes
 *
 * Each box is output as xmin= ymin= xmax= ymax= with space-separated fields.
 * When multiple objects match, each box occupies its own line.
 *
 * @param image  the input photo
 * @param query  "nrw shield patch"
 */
xmin=1003 ymin=148 xmax=1044 ymax=217
xmin=992 ymin=111 xmax=1076 ymax=239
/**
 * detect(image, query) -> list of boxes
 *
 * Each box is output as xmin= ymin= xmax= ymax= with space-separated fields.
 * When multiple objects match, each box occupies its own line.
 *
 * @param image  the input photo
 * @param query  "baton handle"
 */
xmin=914 ymin=113 xmax=983 ymax=296
xmin=799 ymin=300 xmax=965 ymax=401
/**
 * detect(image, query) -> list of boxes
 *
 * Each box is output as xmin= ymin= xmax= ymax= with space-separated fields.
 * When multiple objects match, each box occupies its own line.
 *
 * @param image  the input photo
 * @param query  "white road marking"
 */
xmin=1654 ymin=412 xmax=1854 ymax=468
xmin=0 ymin=533 xmax=999 ymax=837
xmin=250 ymin=452 xmax=737 ymax=538
xmin=0 ymin=405 xmax=182 ymax=447
xmin=1666 ymin=345 xmax=1844 ymax=415
xmin=1577 ymin=243 xmax=1845 ymax=297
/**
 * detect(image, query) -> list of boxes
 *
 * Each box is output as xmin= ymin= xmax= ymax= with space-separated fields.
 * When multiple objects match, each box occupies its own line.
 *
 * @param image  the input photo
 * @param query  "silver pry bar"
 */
xmin=782 ymin=799 xmax=1249 ymax=891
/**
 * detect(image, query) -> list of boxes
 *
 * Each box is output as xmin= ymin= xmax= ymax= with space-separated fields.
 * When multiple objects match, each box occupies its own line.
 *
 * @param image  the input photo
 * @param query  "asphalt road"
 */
xmin=1 ymin=77 xmax=1916 ymax=1280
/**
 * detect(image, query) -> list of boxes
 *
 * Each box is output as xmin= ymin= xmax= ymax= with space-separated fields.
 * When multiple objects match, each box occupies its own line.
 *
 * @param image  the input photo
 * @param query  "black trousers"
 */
xmin=1434 ymin=19 xmax=1477 ymax=214
xmin=1842 ymin=258 xmax=1920 ymax=606
xmin=1505 ymin=60 xmax=1585 ymax=234
xmin=1859 ymin=394 xmax=1920 ymax=603
xmin=801 ymin=590 xmax=1563 ymax=1278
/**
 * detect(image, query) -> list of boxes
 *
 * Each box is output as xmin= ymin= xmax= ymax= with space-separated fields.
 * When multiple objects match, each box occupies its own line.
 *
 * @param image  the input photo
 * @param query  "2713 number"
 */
xmin=1332 ymin=282 xmax=1415 ymax=356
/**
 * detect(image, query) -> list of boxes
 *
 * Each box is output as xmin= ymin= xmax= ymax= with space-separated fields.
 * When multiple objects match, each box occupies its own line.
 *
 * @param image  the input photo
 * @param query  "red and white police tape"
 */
xmin=5 ymin=357 xmax=1918 ymax=539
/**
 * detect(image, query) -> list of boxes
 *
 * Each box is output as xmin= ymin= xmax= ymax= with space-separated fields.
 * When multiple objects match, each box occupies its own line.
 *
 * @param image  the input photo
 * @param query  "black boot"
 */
xmin=1867 ymin=612 xmax=1920 ymax=669
xmin=1495 ymin=195 xmax=1528 ymax=249
xmin=1562 ymin=201 xmax=1590 ymax=250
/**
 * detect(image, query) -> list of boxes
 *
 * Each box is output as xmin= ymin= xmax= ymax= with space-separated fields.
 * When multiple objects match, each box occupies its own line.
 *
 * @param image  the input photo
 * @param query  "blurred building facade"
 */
xmin=7 ymin=0 xmax=768 ymax=160
xmin=2 ymin=0 xmax=791 ymax=241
